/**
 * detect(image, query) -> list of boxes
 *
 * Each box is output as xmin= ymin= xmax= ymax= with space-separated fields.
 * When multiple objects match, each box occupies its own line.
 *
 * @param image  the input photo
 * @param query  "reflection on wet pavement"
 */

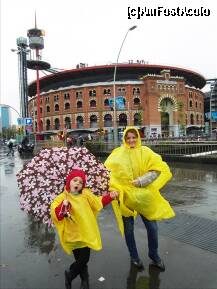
xmin=127 ymin=264 xmax=160 ymax=289
xmin=162 ymin=162 xmax=217 ymax=219
xmin=24 ymin=216 xmax=56 ymax=254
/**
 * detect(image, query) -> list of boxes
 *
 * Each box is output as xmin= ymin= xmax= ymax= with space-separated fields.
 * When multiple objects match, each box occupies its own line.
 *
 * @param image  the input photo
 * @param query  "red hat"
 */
xmin=65 ymin=169 xmax=86 ymax=192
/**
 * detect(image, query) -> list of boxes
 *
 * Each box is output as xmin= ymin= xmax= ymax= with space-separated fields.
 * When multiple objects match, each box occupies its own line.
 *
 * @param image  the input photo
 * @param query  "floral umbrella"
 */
xmin=16 ymin=146 xmax=109 ymax=226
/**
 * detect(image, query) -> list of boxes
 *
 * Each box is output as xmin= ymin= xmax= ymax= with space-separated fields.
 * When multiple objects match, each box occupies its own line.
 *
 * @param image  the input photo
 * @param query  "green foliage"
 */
xmin=0 ymin=125 xmax=17 ymax=139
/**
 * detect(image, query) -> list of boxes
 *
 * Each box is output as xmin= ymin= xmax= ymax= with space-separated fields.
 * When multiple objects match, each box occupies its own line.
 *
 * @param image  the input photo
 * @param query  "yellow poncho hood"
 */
xmin=105 ymin=127 xmax=175 ymax=235
xmin=51 ymin=188 xmax=103 ymax=254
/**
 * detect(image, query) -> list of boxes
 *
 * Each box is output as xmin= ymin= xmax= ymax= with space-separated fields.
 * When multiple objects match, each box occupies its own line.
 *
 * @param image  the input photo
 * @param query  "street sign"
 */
xmin=17 ymin=118 xmax=24 ymax=125
xmin=25 ymin=118 xmax=33 ymax=125
xmin=25 ymin=125 xmax=32 ymax=133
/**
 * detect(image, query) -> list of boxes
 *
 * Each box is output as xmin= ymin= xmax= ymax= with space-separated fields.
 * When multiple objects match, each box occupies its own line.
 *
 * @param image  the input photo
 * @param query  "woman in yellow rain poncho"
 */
xmin=105 ymin=127 xmax=175 ymax=271
xmin=50 ymin=169 xmax=118 ymax=289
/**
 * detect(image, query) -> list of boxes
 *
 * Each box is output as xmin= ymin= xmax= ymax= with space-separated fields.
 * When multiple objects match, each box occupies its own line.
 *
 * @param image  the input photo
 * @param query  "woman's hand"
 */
xmin=109 ymin=191 xmax=119 ymax=200
xmin=132 ymin=179 xmax=140 ymax=187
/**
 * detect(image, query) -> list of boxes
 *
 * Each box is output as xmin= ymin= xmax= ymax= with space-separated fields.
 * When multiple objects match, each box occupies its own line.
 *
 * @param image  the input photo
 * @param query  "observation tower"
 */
xmin=27 ymin=15 xmax=50 ymax=136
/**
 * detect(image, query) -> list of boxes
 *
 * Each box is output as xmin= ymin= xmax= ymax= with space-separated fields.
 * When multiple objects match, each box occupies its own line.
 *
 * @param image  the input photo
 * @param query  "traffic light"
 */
xmin=17 ymin=127 xmax=24 ymax=135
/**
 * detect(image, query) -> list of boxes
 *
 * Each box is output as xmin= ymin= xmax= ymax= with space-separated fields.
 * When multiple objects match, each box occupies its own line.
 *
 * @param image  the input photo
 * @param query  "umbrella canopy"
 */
xmin=16 ymin=146 xmax=109 ymax=226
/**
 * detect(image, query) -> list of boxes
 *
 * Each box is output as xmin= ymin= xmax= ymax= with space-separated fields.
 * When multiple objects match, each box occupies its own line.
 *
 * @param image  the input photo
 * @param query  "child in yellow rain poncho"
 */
xmin=50 ymin=169 xmax=118 ymax=289
xmin=105 ymin=127 xmax=175 ymax=271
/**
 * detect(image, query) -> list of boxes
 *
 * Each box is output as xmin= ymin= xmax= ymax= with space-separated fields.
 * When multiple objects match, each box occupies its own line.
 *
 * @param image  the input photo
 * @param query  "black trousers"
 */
xmin=69 ymin=247 xmax=90 ymax=281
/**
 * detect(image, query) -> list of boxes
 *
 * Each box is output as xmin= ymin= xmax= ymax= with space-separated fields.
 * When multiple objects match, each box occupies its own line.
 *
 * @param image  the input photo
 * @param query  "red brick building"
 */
xmin=28 ymin=64 xmax=206 ymax=138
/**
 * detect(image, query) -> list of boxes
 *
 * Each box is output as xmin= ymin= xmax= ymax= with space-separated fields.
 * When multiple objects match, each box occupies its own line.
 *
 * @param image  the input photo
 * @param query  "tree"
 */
xmin=0 ymin=125 xmax=17 ymax=139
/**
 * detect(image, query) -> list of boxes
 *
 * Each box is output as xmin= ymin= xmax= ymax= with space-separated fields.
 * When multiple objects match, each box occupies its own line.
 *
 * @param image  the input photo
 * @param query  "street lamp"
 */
xmin=113 ymin=25 xmax=137 ymax=146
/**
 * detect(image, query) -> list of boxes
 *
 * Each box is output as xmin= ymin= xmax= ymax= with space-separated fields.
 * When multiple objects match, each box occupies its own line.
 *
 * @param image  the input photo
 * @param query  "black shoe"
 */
xmin=131 ymin=258 xmax=144 ymax=270
xmin=80 ymin=267 xmax=89 ymax=289
xmin=80 ymin=278 xmax=89 ymax=289
xmin=150 ymin=259 xmax=165 ymax=271
xmin=64 ymin=270 xmax=72 ymax=289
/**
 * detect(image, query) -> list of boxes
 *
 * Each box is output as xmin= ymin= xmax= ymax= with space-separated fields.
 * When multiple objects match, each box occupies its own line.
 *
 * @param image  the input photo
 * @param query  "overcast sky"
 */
xmin=1 ymin=0 xmax=217 ymax=124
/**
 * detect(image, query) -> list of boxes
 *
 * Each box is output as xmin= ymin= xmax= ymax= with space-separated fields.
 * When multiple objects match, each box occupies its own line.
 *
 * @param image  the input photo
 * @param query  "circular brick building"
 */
xmin=28 ymin=63 xmax=206 ymax=138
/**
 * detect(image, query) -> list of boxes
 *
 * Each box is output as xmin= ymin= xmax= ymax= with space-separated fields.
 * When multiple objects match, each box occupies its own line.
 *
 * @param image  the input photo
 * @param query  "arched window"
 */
xmin=196 ymin=114 xmax=199 ymax=124
xmin=104 ymin=89 xmax=111 ymax=95
xmin=46 ymin=119 xmax=51 ymax=130
xmin=118 ymin=113 xmax=127 ymax=126
xmin=90 ymin=115 xmax=97 ymax=128
xmin=65 ymin=102 xmax=70 ymax=110
xmin=46 ymin=106 xmax=50 ymax=113
xmin=65 ymin=117 xmax=71 ymax=129
xmin=104 ymin=114 xmax=112 ymax=127
xmin=76 ymin=116 xmax=83 ymax=128
xmin=189 ymin=100 xmax=193 ymax=108
xmin=35 ymin=121 xmax=37 ymax=131
xmin=54 ymin=118 xmax=60 ymax=130
xmin=55 ymin=104 xmax=59 ymax=111
xmin=190 ymin=114 xmax=194 ymax=125
xmin=90 ymin=100 xmax=96 ymax=107
xmin=89 ymin=89 xmax=96 ymax=97
xmin=76 ymin=91 xmax=82 ymax=98
xmin=133 ymin=98 xmax=140 ymax=105
xmin=133 ymin=87 xmax=140 ymax=95
xmin=77 ymin=101 xmax=82 ymax=108
xmin=134 ymin=113 xmax=141 ymax=126
xmin=195 ymin=101 xmax=198 ymax=108
xmin=104 ymin=99 xmax=109 ymax=107
xmin=40 ymin=107 xmax=43 ymax=113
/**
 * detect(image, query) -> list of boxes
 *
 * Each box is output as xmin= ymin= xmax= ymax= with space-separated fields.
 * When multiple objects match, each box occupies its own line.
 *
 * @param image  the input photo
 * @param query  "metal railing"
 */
xmin=33 ymin=139 xmax=217 ymax=158
xmin=85 ymin=141 xmax=217 ymax=157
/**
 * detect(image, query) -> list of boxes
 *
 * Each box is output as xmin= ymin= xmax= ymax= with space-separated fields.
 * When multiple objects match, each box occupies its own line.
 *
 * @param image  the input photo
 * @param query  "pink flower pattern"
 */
xmin=16 ymin=147 xmax=109 ymax=226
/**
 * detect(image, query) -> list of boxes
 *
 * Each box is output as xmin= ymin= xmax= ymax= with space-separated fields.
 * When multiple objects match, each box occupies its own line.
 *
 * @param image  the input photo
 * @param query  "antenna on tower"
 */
xmin=35 ymin=10 xmax=37 ymax=28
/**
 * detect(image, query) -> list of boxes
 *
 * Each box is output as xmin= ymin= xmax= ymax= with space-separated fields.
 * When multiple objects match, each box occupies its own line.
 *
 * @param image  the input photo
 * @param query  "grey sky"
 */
xmin=1 ymin=0 xmax=217 ymax=124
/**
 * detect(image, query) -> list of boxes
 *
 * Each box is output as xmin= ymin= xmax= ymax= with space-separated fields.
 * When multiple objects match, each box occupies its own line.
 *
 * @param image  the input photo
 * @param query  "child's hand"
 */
xmin=132 ymin=179 xmax=140 ymax=187
xmin=63 ymin=199 xmax=69 ymax=206
xmin=110 ymin=191 xmax=119 ymax=200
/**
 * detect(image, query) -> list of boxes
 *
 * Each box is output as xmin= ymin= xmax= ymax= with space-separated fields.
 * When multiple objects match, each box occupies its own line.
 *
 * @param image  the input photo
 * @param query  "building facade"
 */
xmin=0 ymin=106 xmax=11 ymax=130
xmin=204 ymin=80 xmax=217 ymax=133
xmin=28 ymin=64 xmax=206 ymax=138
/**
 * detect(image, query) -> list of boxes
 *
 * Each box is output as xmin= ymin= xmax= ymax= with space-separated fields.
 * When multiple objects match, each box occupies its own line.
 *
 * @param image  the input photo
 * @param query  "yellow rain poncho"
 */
xmin=51 ymin=188 xmax=103 ymax=254
xmin=104 ymin=127 xmax=175 ymax=235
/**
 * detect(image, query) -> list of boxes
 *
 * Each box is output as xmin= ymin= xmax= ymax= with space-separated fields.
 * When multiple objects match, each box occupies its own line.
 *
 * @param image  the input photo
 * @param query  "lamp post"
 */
xmin=113 ymin=25 xmax=137 ymax=146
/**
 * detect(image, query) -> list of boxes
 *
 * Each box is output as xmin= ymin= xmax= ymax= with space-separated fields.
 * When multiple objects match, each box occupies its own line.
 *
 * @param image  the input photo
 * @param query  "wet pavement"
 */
xmin=1 ymin=146 xmax=217 ymax=289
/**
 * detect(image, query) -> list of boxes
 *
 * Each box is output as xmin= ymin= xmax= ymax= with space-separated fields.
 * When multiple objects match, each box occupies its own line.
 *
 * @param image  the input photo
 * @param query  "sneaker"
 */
xmin=64 ymin=270 xmax=72 ymax=289
xmin=150 ymin=259 xmax=165 ymax=271
xmin=131 ymin=258 xmax=144 ymax=270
